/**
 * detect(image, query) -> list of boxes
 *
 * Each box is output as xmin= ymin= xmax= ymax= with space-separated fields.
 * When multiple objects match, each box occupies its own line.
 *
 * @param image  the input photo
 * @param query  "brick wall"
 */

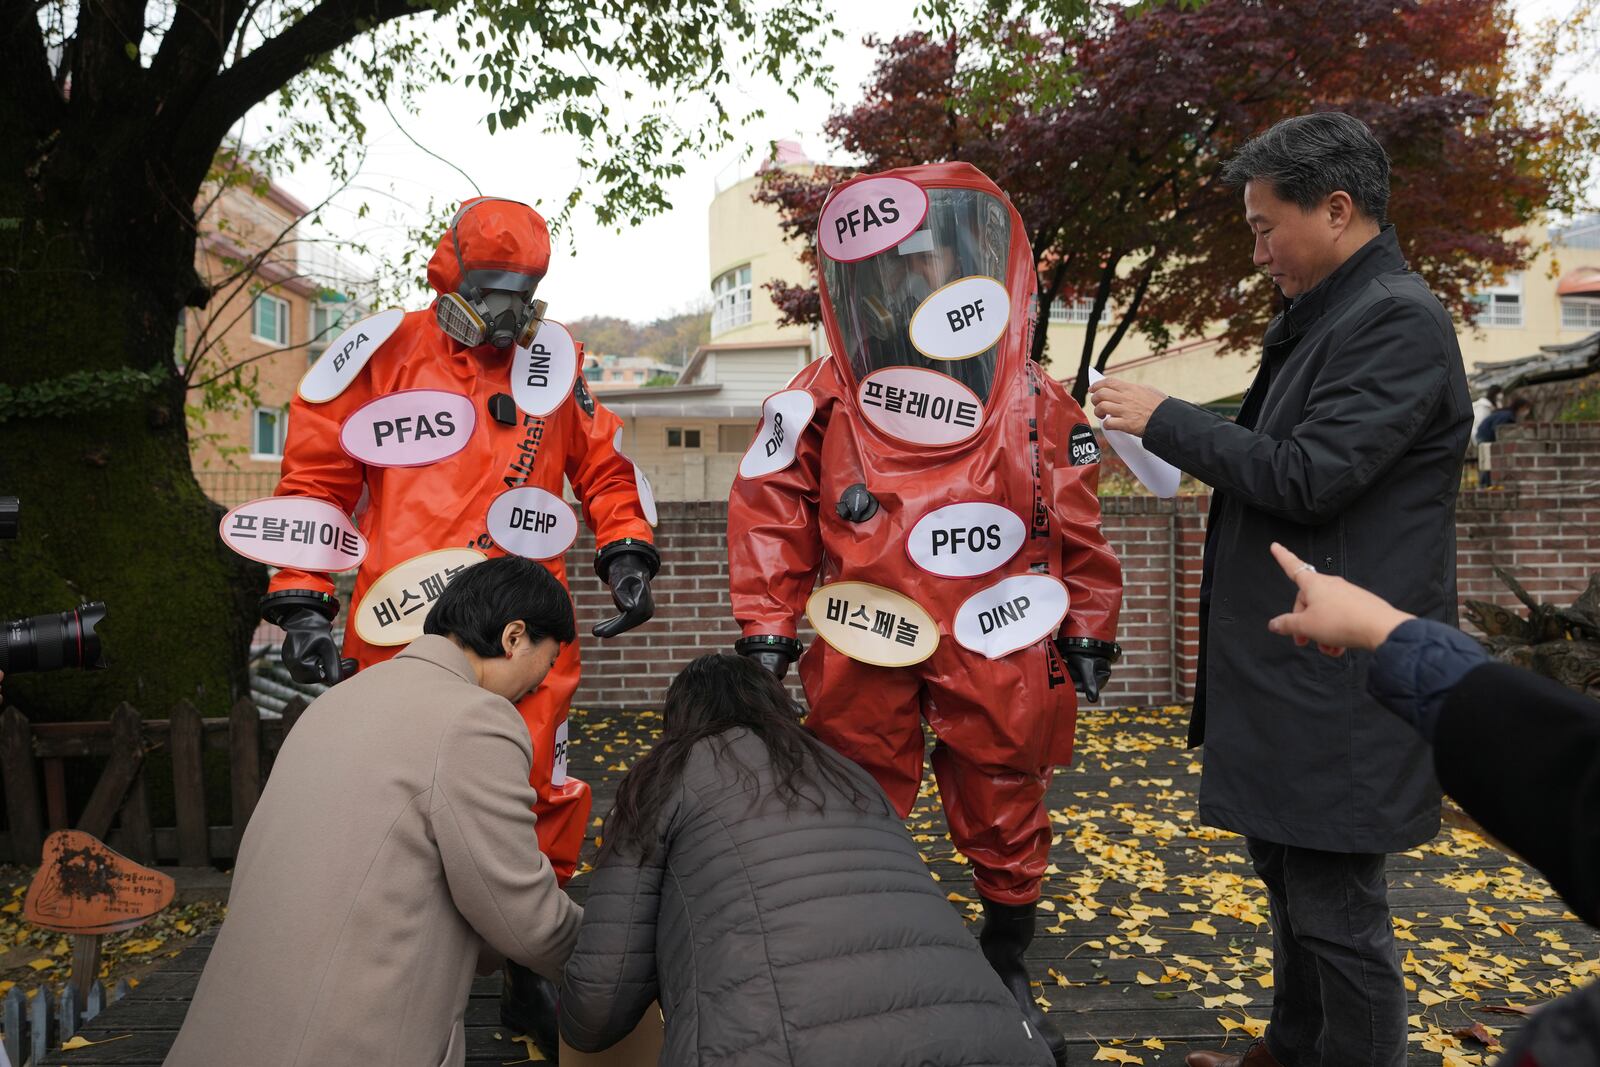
xmin=563 ymin=422 xmax=1600 ymax=709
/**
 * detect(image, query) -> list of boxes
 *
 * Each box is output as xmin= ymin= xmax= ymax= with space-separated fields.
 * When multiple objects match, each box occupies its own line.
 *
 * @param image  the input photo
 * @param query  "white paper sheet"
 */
xmin=1087 ymin=369 xmax=1183 ymax=498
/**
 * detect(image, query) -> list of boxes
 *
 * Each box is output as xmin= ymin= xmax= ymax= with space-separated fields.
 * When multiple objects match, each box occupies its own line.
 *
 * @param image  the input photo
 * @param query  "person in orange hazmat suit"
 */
xmin=256 ymin=196 xmax=658 ymax=1058
xmin=726 ymin=163 xmax=1123 ymax=1065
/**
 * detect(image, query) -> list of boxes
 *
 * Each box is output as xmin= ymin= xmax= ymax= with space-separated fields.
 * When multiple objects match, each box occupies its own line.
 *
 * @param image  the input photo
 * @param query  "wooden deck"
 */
xmin=51 ymin=704 xmax=1597 ymax=1065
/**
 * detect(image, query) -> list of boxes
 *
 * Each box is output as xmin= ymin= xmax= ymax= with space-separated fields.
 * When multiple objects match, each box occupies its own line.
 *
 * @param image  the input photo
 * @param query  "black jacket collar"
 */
xmin=1268 ymin=225 xmax=1406 ymax=346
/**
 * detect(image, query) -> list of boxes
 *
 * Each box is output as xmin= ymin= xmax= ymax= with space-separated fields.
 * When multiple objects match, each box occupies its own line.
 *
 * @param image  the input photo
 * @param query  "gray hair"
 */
xmin=1221 ymin=112 xmax=1391 ymax=224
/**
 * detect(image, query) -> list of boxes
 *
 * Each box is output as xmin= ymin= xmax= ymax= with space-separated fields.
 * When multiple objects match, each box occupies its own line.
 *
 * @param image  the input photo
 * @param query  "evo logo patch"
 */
xmin=1069 ymin=423 xmax=1101 ymax=466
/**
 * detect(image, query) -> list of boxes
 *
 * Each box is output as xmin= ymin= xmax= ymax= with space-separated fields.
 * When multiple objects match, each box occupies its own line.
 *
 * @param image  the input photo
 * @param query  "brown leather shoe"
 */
xmin=1184 ymin=1037 xmax=1284 ymax=1067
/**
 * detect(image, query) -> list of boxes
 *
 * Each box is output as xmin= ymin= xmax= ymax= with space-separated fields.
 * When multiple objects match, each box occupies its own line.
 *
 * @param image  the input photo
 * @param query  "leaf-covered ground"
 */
xmin=20 ymin=703 xmax=1598 ymax=1066
xmin=576 ymin=703 xmax=1597 ymax=1066
xmin=0 ymin=869 xmax=227 ymax=1005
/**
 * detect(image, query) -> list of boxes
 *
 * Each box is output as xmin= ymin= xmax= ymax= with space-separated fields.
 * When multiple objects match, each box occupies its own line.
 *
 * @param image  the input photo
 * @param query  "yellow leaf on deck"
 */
xmin=0 ymin=901 xmax=18 ymax=914
xmin=1092 ymin=1049 xmax=1144 ymax=1064
xmin=1142 ymin=1038 xmax=1166 ymax=1050
xmin=28 ymin=959 xmax=52 ymax=971
xmin=1038 ymin=899 xmax=1057 ymax=912
xmin=1135 ymin=972 xmax=1157 ymax=985
xmin=1418 ymin=990 xmax=1448 ymax=1006
xmin=1191 ymin=919 xmax=1218 ymax=936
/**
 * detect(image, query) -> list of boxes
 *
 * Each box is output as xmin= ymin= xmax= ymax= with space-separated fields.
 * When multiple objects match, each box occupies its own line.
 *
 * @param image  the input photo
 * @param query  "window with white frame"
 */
xmin=1471 ymin=274 xmax=1523 ymax=328
xmin=1048 ymin=297 xmax=1096 ymax=324
xmin=253 ymin=406 xmax=287 ymax=457
xmin=1560 ymin=297 xmax=1600 ymax=332
xmin=711 ymin=265 xmax=753 ymax=336
xmin=252 ymin=293 xmax=290 ymax=345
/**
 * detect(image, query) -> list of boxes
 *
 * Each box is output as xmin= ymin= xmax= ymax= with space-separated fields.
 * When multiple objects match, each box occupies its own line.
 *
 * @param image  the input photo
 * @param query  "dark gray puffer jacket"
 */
xmin=558 ymin=728 xmax=1052 ymax=1067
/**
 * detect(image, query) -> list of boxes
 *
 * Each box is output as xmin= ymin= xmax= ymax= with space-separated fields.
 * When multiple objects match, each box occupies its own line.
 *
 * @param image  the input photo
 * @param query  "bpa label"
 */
xmin=858 ymin=367 xmax=983 ymax=447
xmin=355 ymin=547 xmax=486 ymax=647
xmin=906 ymin=502 xmax=1026 ymax=579
xmin=338 ymin=389 xmax=475 ymax=468
xmin=298 ymin=308 xmax=405 ymax=403
xmin=486 ymin=486 xmax=579 ymax=560
xmin=909 ymin=276 xmax=1011 ymax=361
xmin=805 ymin=581 xmax=939 ymax=668
xmin=739 ymin=389 xmax=816 ymax=479
xmin=953 ymin=574 xmax=1070 ymax=660
xmin=220 ymin=496 xmax=367 ymax=572
xmin=512 ymin=320 xmax=580 ymax=418
xmin=817 ymin=177 xmax=929 ymax=263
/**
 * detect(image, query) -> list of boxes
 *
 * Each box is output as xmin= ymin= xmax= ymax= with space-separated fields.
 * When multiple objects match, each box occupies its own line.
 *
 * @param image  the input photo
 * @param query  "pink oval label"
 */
xmin=513 ymin=320 xmax=580 ymax=418
xmin=219 ymin=496 xmax=367 ymax=572
xmin=817 ymin=177 xmax=929 ymax=263
xmin=338 ymin=389 xmax=476 ymax=468
xmin=857 ymin=367 xmax=983 ymax=446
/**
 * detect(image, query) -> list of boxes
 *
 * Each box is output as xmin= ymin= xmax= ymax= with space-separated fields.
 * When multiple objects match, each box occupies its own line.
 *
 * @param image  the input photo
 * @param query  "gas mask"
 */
xmin=432 ymin=201 xmax=549 ymax=349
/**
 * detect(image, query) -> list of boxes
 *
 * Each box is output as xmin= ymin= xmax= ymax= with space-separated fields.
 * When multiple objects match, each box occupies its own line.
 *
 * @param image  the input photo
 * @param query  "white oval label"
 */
xmin=486 ymin=486 xmax=579 ymax=561
xmin=818 ymin=177 xmax=929 ymax=263
xmin=551 ymin=719 xmax=570 ymax=787
xmin=219 ymin=496 xmax=367 ymax=572
xmin=906 ymin=502 xmax=1026 ymax=579
xmin=739 ymin=389 xmax=816 ymax=479
xmin=512 ymin=320 xmax=580 ymax=418
xmin=858 ymin=366 xmax=983 ymax=446
xmin=805 ymin=581 xmax=939 ymax=668
xmin=953 ymin=574 xmax=1070 ymax=660
xmin=354 ymin=547 xmax=486 ymax=647
xmin=909 ymin=276 xmax=1011 ymax=361
xmin=298 ymin=308 xmax=405 ymax=403
xmin=338 ymin=389 xmax=476 ymax=468
xmin=612 ymin=428 xmax=658 ymax=527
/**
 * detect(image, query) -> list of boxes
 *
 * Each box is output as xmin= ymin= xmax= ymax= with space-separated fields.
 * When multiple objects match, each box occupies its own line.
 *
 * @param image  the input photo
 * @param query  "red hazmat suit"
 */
xmin=727 ymin=163 xmax=1122 ymax=905
xmin=267 ymin=198 xmax=656 ymax=884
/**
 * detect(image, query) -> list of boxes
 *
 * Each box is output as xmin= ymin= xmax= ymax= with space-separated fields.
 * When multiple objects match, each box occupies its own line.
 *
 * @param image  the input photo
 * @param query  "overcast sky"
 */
xmin=270 ymin=0 xmax=1597 ymax=325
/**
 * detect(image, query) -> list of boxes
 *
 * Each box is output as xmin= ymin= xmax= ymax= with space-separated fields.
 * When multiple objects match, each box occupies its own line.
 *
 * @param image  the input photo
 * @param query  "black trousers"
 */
xmin=1247 ymin=838 xmax=1407 ymax=1067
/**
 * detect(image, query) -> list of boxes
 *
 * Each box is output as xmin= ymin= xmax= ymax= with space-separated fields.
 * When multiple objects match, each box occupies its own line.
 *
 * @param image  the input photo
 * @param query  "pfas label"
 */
xmin=817 ymin=177 xmax=929 ymax=263
xmin=338 ymin=389 xmax=475 ymax=468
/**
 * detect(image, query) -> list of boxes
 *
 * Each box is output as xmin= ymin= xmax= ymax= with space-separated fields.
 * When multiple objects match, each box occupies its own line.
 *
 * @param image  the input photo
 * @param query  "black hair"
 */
xmin=1221 ymin=112 xmax=1391 ymax=225
xmin=1509 ymin=394 xmax=1533 ymax=413
xmin=422 ymin=555 xmax=576 ymax=655
xmin=1486 ymin=385 xmax=1505 ymax=404
xmin=604 ymin=653 xmax=870 ymax=862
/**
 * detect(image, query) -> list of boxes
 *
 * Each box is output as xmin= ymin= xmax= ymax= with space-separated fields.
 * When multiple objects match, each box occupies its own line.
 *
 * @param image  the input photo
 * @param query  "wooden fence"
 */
xmin=0 ymin=696 xmax=311 ymax=868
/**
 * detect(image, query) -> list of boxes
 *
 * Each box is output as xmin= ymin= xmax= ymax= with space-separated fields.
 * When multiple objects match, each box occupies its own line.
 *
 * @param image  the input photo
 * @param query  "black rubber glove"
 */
xmin=593 ymin=550 xmax=656 ymax=639
xmin=735 ymin=635 xmax=801 ymax=680
xmin=279 ymin=609 xmax=357 ymax=685
xmin=1064 ymin=652 xmax=1112 ymax=703
xmin=1059 ymin=636 xmax=1119 ymax=704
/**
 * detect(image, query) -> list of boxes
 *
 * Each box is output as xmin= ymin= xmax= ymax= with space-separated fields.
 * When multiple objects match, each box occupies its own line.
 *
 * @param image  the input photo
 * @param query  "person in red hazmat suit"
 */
xmin=255 ymin=196 xmax=658 ymax=1057
xmin=727 ymin=163 xmax=1123 ymax=1065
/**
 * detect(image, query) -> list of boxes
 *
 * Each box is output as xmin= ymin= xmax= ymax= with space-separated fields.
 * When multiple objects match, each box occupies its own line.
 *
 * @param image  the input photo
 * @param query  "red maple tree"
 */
xmin=758 ymin=0 xmax=1598 ymax=402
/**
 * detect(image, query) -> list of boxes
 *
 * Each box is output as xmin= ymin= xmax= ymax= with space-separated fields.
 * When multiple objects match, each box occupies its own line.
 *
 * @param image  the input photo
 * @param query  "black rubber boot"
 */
xmin=500 ymin=960 xmax=560 ymax=1063
xmin=979 ymin=897 xmax=1069 ymax=1066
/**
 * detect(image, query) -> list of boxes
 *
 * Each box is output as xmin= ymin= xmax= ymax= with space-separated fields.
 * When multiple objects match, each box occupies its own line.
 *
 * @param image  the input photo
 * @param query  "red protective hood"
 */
xmin=426 ymin=196 xmax=551 ymax=296
xmin=814 ymin=162 xmax=1036 ymax=427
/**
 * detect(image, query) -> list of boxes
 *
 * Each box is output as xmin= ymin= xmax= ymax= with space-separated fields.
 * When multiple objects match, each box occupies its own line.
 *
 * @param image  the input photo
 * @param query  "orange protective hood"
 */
xmin=426 ymin=196 xmax=552 ymax=296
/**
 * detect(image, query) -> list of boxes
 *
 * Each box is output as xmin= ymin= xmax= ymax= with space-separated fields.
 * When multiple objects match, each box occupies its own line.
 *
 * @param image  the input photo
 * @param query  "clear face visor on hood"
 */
xmin=822 ymin=187 xmax=1011 ymax=401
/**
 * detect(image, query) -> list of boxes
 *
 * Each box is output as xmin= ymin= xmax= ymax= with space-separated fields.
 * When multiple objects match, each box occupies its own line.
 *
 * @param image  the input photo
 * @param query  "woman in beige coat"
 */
xmin=166 ymin=556 xmax=582 ymax=1067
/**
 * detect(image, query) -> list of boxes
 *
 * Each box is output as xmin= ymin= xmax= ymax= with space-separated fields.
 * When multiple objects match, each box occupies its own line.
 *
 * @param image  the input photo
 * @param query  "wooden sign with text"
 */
xmin=23 ymin=830 xmax=174 ymax=935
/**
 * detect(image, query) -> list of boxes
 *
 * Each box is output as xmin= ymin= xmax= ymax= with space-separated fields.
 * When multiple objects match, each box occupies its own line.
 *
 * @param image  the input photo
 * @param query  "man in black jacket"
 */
xmin=1092 ymin=113 xmax=1472 ymax=1067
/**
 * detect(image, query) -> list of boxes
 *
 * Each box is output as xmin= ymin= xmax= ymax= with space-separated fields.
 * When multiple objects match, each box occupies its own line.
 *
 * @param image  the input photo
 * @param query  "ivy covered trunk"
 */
xmin=0 ymin=111 xmax=264 ymax=723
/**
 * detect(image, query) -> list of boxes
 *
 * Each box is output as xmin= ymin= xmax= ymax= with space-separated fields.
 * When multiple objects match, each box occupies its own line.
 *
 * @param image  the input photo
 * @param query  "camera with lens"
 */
xmin=0 ymin=497 xmax=109 ymax=674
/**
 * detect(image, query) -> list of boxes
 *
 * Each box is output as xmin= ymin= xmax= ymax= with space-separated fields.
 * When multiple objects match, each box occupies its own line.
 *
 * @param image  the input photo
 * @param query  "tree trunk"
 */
xmin=0 ymin=196 xmax=264 ymax=722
